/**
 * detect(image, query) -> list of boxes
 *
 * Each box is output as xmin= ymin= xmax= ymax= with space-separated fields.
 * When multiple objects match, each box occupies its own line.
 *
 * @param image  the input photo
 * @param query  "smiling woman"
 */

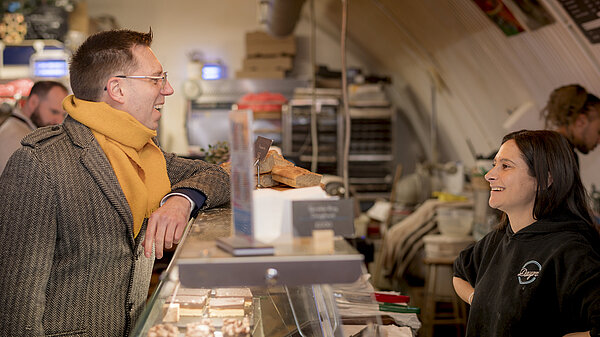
xmin=452 ymin=130 xmax=600 ymax=337
xmin=484 ymin=138 xmax=538 ymax=232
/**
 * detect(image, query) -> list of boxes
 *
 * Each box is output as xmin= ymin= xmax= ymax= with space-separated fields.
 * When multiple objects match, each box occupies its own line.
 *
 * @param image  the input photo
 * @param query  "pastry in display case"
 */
xmin=140 ymin=283 xmax=257 ymax=336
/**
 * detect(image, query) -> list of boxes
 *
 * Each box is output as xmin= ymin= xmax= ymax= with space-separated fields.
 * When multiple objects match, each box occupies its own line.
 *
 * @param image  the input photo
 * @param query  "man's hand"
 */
xmin=143 ymin=196 xmax=191 ymax=259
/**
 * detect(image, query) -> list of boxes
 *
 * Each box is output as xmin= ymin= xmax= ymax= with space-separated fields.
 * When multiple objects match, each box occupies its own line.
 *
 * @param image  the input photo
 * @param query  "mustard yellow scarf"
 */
xmin=64 ymin=95 xmax=171 ymax=237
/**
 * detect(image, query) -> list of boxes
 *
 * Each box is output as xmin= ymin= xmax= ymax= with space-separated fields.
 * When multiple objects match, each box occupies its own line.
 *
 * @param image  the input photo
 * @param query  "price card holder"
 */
xmin=229 ymin=109 xmax=255 ymax=236
xmin=254 ymin=136 xmax=273 ymax=188
xmin=292 ymin=199 xmax=355 ymax=237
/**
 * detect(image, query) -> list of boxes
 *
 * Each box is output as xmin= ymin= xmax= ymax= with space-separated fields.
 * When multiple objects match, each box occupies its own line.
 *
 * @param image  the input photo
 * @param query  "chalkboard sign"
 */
xmin=558 ymin=0 xmax=600 ymax=44
xmin=26 ymin=5 xmax=68 ymax=42
xmin=292 ymin=199 xmax=354 ymax=237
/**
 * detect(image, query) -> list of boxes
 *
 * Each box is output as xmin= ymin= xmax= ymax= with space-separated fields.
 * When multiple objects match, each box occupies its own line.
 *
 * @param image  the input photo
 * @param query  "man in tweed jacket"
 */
xmin=0 ymin=29 xmax=230 ymax=336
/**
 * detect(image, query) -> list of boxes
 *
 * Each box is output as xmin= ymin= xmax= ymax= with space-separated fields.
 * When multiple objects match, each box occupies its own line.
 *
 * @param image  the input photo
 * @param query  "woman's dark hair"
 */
xmin=497 ymin=130 xmax=596 ymax=229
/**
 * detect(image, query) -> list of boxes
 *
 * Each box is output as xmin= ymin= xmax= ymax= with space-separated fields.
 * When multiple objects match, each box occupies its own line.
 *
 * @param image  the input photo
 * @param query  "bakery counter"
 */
xmin=132 ymin=207 xmax=369 ymax=337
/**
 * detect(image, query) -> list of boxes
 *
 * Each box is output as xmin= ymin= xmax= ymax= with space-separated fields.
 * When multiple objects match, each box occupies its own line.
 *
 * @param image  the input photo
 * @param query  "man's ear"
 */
xmin=575 ymin=113 xmax=590 ymax=128
xmin=26 ymin=94 xmax=40 ymax=110
xmin=105 ymin=78 xmax=125 ymax=104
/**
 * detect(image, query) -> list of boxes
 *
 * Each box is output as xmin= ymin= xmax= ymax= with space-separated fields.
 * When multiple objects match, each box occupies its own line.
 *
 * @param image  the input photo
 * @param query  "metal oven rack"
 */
xmin=282 ymin=99 xmax=397 ymax=202
xmin=282 ymin=98 xmax=343 ymax=177
xmin=348 ymin=106 xmax=396 ymax=200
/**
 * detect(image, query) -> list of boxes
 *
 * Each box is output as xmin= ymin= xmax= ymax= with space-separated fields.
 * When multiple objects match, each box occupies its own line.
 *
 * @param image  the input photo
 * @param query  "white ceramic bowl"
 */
xmin=436 ymin=207 xmax=474 ymax=237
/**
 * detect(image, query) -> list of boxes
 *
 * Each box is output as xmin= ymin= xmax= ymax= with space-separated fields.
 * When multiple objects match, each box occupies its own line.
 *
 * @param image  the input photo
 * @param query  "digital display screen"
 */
xmin=33 ymin=59 xmax=68 ymax=78
xmin=202 ymin=64 xmax=224 ymax=80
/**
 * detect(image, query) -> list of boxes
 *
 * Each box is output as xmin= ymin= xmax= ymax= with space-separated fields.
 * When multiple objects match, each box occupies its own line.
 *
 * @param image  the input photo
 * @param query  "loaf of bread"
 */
xmin=258 ymin=150 xmax=294 ymax=173
xmin=255 ymin=173 xmax=279 ymax=188
xmin=221 ymin=150 xmax=324 ymax=189
xmin=271 ymin=166 xmax=322 ymax=188
xmin=220 ymin=150 xmax=293 ymax=175
xmin=224 ymin=161 xmax=280 ymax=187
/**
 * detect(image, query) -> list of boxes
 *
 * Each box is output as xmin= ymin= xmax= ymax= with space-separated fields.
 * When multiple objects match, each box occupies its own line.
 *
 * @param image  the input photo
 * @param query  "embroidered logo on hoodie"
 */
xmin=517 ymin=260 xmax=541 ymax=284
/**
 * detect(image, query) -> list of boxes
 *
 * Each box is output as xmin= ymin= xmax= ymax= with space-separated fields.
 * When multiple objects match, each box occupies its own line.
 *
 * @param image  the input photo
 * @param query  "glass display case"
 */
xmin=132 ymin=276 xmax=347 ymax=337
xmin=132 ymin=208 xmax=419 ymax=337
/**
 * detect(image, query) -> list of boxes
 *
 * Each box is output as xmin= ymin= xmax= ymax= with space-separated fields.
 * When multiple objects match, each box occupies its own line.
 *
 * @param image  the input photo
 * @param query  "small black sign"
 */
xmin=292 ymin=199 xmax=354 ymax=237
xmin=254 ymin=136 xmax=273 ymax=162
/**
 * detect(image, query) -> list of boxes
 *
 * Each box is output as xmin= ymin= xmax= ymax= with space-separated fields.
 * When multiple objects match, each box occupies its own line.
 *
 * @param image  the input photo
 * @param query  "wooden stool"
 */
xmin=420 ymin=256 xmax=467 ymax=337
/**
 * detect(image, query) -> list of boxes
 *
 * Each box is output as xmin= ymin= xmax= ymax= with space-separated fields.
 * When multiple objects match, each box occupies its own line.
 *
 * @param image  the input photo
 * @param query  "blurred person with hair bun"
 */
xmin=541 ymin=84 xmax=600 ymax=167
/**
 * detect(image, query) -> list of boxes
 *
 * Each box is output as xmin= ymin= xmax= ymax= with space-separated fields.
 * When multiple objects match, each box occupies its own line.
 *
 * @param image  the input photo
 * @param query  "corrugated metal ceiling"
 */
xmin=312 ymin=0 xmax=600 ymax=187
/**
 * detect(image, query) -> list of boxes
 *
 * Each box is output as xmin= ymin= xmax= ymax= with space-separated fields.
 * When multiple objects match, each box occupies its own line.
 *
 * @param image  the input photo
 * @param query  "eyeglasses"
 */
xmin=116 ymin=71 xmax=168 ymax=89
xmin=104 ymin=71 xmax=168 ymax=90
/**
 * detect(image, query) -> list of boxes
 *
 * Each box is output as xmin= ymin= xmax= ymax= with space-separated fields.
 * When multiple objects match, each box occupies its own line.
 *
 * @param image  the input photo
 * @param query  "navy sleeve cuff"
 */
xmin=172 ymin=188 xmax=206 ymax=218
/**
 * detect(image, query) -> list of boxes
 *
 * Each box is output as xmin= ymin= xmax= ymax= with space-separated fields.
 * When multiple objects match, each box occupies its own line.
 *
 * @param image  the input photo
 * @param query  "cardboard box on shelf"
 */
xmin=235 ymin=69 xmax=285 ymax=79
xmin=246 ymin=30 xmax=295 ymax=44
xmin=243 ymin=56 xmax=293 ymax=71
xmin=245 ymin=31 xmax=296 ymax=57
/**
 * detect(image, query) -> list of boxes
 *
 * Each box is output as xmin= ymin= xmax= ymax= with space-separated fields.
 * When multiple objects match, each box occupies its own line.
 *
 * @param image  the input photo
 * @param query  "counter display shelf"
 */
xmin=132 ymin=207 xmax=397 ymax=337
xmin=132 ymin=278 xmax=345 ymax=337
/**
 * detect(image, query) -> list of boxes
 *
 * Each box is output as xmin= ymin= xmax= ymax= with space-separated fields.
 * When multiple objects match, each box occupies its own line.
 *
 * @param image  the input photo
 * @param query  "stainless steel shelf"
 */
xmin=176 ymin=237 xmax=364 ymax=288
xmin=353 ymin=192 xmax=391 ymax=201
xmin=299 ymin=155 xmax=337 ymax=162
xmin=348 ymin=154 xmax=393 ymax=161
xmin=173 ymin=208 xmax=365 ymax=288
xmin=349 ymin=107 xmax=393 ymax=118
xmin=349 ymin=177 xmax=392 ymax=184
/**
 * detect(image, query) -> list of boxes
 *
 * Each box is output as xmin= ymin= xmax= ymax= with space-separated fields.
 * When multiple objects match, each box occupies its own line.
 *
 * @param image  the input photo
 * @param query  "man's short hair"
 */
xmin=29 ymin=81 xmax=68 ymax=100
xmin=69 ymin=29 xmax=153 ymax=102
xmin=542 ymin=84 xmax=600 ymax=128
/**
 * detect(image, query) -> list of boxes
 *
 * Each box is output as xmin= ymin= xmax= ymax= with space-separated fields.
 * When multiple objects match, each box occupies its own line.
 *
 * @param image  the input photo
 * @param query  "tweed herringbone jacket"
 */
xmin=0 ymin=115 xmax=230 ymax=336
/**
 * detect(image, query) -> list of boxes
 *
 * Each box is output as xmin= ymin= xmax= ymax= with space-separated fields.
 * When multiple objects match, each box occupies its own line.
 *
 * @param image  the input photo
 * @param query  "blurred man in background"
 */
xmin=0 ymin=80 xmax=68 ymax=172
xmin=541 ymin=84 xmax=600 ymax=167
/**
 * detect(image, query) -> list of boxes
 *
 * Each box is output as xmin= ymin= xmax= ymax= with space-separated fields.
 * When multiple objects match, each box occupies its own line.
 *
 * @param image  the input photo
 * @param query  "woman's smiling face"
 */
xmin=485 ymin=139 xmax=538 ymax=219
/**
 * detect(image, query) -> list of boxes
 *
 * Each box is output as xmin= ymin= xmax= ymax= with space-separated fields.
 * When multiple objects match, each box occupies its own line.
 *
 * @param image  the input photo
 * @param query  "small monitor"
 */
xmin=202 ymin=63 xmax=225 ymax=80
xmin=29 ymin=49 xmax=70 ymax=79
xmin=33 ymin=59 xmax=68 ymax=78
